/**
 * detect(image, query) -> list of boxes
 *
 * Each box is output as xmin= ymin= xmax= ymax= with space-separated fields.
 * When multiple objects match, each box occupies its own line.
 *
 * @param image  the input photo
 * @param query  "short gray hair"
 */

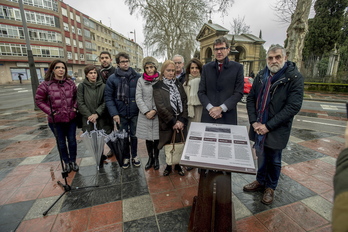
xmin=172 ymin=54 xmax=184 ymax=63
xmin=268 ymin=44 xmax=286 ymax=57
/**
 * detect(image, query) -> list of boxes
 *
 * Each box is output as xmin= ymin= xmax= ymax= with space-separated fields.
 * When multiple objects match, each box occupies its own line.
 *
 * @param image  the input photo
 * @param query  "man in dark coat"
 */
xmin=173 ymin=54 xmax=186 ymax=84
xmin=198 ymin=36 xmax=244 ymax=125
xmin=104 ymin=52 xmax=141 ymax=169
xmin=99 ymin=51 xmax=116 ymax=83
xmin=243 ymin=44 xmax=304 ymax=205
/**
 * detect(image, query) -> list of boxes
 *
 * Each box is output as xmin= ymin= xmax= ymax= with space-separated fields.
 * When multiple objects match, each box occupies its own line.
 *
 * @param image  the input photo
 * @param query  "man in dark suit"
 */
xmin=198 ymin=36 xmax=244 ymax=125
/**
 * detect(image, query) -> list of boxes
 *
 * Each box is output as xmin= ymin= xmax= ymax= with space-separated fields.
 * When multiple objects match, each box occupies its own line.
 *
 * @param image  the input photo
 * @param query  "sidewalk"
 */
xmin=0 ymin=92 xmax=346 ymax=231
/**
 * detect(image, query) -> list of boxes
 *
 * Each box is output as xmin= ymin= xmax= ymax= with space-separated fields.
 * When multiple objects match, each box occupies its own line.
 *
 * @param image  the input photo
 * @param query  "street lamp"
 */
xmin=129 ymin=30 xmax=136 ymax=42
xmin=19 ymin=0 xmax=39 ymax=110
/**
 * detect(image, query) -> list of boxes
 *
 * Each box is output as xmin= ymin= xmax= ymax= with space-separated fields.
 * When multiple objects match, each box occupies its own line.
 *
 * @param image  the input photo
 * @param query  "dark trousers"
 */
xmin=49 ymin=121 xmax=77 ymax=163
xmin=119 ymin=116 xmax=138 ymax=159
xmin=256 ymin=146 xmax=282 ymax=190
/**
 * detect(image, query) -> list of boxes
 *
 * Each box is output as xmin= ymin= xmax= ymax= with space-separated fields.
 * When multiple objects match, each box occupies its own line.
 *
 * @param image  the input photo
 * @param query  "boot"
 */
xmin=153 ymin=140 xmax=160 ymax=170
xmin=145 ymin=140 xmax=154 ymax=170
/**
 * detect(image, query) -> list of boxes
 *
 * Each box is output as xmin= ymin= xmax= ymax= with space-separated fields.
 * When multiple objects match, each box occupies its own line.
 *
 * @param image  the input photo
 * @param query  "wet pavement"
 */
xmin=0 ymin=90 xmax=346 ymax=231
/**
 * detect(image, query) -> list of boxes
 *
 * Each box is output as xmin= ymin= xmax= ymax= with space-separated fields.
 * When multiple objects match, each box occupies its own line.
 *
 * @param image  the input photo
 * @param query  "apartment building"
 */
xmin=0 ymin=0 xmax=143 ymax=84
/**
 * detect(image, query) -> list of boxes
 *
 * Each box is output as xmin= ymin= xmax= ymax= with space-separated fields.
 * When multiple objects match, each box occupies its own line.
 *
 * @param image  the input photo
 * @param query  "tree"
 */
xmin=284 ymin=0 xmax=312 ymax=70
xmin=124 ymin=0 xmax=234 ymax=59
xmin=272 ymin=0 xmax=315 ymax=24
xmin=230 ymin=15 xmax=250 ymax=35
xmin=303 ymin=0 xmax=348 ymax=58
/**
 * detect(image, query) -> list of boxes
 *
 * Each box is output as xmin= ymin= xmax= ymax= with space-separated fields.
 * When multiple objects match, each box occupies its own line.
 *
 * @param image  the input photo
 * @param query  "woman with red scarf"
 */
xmin=135 ymin=57 xmax=160 ymax=170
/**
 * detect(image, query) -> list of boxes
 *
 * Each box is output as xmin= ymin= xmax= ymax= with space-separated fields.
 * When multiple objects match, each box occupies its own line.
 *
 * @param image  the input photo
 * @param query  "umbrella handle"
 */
xmin=87 ymin=120 xmax=98 ymax=131
xmin=114 ymin=121 xmax=119 ymax=132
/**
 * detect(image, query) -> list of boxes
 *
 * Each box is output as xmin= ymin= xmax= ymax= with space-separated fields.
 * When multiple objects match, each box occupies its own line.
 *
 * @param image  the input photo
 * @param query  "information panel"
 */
xmin=180 ymin=122 xmax=256 ymax=174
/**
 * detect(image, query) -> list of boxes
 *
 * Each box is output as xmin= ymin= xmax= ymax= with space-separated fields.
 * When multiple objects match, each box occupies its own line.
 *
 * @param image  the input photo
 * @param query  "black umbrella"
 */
xmin=105 ymin=128 xmax=129 ymax=168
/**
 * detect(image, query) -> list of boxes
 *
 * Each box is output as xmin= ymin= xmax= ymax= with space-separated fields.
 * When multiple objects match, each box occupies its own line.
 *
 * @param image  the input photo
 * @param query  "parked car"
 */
xmin=240 ymin=77 xmax=253 ymax=103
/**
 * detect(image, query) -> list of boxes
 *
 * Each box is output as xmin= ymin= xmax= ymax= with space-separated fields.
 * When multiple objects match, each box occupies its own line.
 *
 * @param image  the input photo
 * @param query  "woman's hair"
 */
xmin=159 ymin=60 xmax=175 ymax=80
xmin=44 ymin=59 xmax=68 ymax=81
xmin=184 ymin=58 xmax=203 ymax=85
xmin=84 ymin=65 xmax=97 ymax=76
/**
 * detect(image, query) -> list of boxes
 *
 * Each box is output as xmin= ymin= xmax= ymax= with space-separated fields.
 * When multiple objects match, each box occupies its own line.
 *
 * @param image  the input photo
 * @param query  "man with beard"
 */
xmin=105 ymin=52 xmax=141 ymax=169
xmin=99 ymin=51 xmax=115 ymax=83
xmin=243 ymin=44 xmax=304 ymax=205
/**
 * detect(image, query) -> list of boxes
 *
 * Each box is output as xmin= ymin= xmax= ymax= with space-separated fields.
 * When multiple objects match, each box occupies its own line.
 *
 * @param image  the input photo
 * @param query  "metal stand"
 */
xmin=42 ymin=96 xmax=98 ymax=216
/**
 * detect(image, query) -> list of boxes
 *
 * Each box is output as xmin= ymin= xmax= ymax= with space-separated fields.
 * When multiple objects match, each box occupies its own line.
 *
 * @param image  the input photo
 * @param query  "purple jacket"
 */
xmin=35 ymin=78 xmax=77 ymax=123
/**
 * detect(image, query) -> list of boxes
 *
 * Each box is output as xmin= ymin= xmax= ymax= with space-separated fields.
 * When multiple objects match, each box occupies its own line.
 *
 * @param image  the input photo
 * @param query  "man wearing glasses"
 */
xmin=172 ymin=54 xmax=186 ymax=84
xmin=105 ymin=52 xmax=141 ymax=169
xmin=198 ymin=36 xmax=244 ymax=125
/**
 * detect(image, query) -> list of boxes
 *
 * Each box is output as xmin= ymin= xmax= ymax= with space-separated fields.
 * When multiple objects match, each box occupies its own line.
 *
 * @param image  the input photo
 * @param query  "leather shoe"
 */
xmin=71 ymin=162 xmax=79 ymax=172
xmin=262 ymin=188 xmax=274 ymax=205
xmin=65 ymin=163 xmax=71 ymax=173
xmin=243 ymin=180 xmax=264 ymax=192
xmin=163 ymin=165 xmax=172 ymax=176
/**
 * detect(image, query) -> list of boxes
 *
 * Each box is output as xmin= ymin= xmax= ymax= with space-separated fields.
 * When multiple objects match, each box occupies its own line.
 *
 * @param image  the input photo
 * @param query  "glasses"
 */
xmin=214 ymin=47 xmax=228 ymax=51
xmin=119 ymin=60 xmax=129 ymax=64
xmin=174 ymin=62 xmax=182 ymax=65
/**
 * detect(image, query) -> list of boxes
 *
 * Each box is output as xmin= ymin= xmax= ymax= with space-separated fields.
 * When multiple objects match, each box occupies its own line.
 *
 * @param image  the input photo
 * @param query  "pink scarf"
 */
xmin=143 ymin=72 xmax=159 ymax=82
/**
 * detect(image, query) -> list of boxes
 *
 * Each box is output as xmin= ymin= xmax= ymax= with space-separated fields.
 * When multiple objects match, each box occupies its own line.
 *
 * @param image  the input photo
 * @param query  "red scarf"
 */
xmin=143 ymin=72 xmax=159 ymax=81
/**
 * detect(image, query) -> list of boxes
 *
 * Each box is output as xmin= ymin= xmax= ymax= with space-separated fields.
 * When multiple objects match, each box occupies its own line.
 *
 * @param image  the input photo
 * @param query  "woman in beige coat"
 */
xmin=183 ymin=58 xmax=203 ymax=128
xmin=136 ymin=57 xmax=160 ymax=170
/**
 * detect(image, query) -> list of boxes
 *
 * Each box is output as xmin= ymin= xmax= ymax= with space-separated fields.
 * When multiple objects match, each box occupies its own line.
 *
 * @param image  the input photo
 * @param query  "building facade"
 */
xmin=196 ymin=21 xmax=265 ymax=76
xmin=0 ymin=0 xmax=143 ymax=84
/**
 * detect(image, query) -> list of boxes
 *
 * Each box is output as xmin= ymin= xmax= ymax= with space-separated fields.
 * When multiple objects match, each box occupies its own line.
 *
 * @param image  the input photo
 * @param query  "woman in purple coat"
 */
xmin=35 ymin=60 xmax=79 ymax=173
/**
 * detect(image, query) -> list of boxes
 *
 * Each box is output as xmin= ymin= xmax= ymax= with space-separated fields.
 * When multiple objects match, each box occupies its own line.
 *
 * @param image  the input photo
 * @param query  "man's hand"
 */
xmin=254 ymin=123 xmax=269 ymax=135
xmin=209 ymin=106 xmax=222 ymax=119
xmin=113 ymin=115 xmax=120 ymax=124
xmin=88 ymin=114 xmax=99 ymax=124
xmin=146 ymin=110 xmax=156 ymax=120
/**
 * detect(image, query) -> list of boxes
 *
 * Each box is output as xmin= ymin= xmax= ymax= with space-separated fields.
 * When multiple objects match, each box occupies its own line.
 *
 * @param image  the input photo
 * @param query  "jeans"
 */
xmin=256 ymin=146 xmax=282 ymax=190
xmin=49 ymin=121 xmax=77 ymax=164
xmin=119 ymin=116 xmax=138 ymax=159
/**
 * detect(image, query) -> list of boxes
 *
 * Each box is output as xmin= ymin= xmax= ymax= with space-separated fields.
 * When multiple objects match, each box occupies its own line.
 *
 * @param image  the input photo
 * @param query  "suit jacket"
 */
xmin=198 ymin=57 xmax=244 ymax=125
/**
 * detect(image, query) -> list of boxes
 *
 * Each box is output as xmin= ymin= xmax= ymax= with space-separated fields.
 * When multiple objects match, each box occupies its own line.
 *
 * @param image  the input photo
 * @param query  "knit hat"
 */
xmin=142 ymin=56 xmax=158 ymax=70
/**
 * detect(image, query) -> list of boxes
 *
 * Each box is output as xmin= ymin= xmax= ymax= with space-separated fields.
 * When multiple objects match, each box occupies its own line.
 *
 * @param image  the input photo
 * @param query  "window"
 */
xmin=70 ymin=12 xmax=74 ymax=20
xmin=65 ymin=37 xmax=71 ymax=46
xmin=61 ymin=8 xmax=67 ymax=16
xmin=0 ymin=43 xmax=63 ymax=58
xmin=76 ymin=15 xmax=81 ymax=23
xmin=73 ymin=40 xmax=77 ymax=47
xmin=77 ymin=28 xmax=82 ymax=35
xmin=74 ymin=53 xmax=78 ymax=60
xmin=67 ymin=51 xmax=72 ymax=59
xmin=84 ymin=29 xmax=90 ymax=38
xmin=80 ymin=54 xmax=84 ymax=60
xmin=63 ymin=22 xmax=69 ymax=31
xmin=8 ymin=0 xmax=58 ymax=11
xmin=85 ymin=41 xmax=92 ymax=49
xmin=71 ymin=26 xmax=75 ymax=34
xmin=78 ymin=41 xmax=83 ymax=49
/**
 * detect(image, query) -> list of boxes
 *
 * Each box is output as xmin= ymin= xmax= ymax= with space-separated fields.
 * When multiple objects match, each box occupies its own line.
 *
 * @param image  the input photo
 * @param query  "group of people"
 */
xmin=35 ymin=36 xmax=305 ymax=206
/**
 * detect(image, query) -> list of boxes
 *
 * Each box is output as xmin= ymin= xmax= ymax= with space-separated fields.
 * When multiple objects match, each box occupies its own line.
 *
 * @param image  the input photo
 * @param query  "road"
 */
xmin=0 ymin=84 xmax=346 ymax=135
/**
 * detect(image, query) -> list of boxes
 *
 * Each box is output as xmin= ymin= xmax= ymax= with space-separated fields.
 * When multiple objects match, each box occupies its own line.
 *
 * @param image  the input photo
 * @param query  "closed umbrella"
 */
xmin=81 ymin=121 xmax=108 ymax=170
xmin=105 ymin=124 xmax=129 ymax=168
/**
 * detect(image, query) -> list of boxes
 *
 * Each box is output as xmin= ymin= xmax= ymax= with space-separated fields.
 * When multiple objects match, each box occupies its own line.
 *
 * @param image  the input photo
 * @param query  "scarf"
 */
xmin=143 ymin=72 xmax=159 ymax=82
xmin=186 ymin=74 xmax=201 ymax=118
xmin=254 ymin=63 xmax=288 ymax=153
xmin=163 ymin=78 xmax=183 ymax=115
xmin=116 ymin=68 xmax=132 ymax=104
xmin=100 ymin=65 xmax=113 ymax=81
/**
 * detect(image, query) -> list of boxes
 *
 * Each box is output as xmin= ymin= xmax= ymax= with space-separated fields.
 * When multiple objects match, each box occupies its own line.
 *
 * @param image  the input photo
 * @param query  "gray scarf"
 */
xmin=163 ymin=78 xmax=183 ymax=115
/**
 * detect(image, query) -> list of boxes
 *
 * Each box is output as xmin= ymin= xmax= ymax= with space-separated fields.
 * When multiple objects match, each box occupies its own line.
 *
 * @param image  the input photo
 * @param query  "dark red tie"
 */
xmin=219 ymin=63 xmax=223 ymax=72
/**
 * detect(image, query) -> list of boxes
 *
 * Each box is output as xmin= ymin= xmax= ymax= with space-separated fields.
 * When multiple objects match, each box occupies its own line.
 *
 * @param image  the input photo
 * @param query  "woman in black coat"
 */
xmin=153 ymin=60 xmax=188 ymax=176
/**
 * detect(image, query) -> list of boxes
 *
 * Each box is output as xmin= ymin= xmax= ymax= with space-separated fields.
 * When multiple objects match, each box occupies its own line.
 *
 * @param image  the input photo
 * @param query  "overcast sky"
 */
xmin=63 ymin=0 xmax=301 ymax=56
